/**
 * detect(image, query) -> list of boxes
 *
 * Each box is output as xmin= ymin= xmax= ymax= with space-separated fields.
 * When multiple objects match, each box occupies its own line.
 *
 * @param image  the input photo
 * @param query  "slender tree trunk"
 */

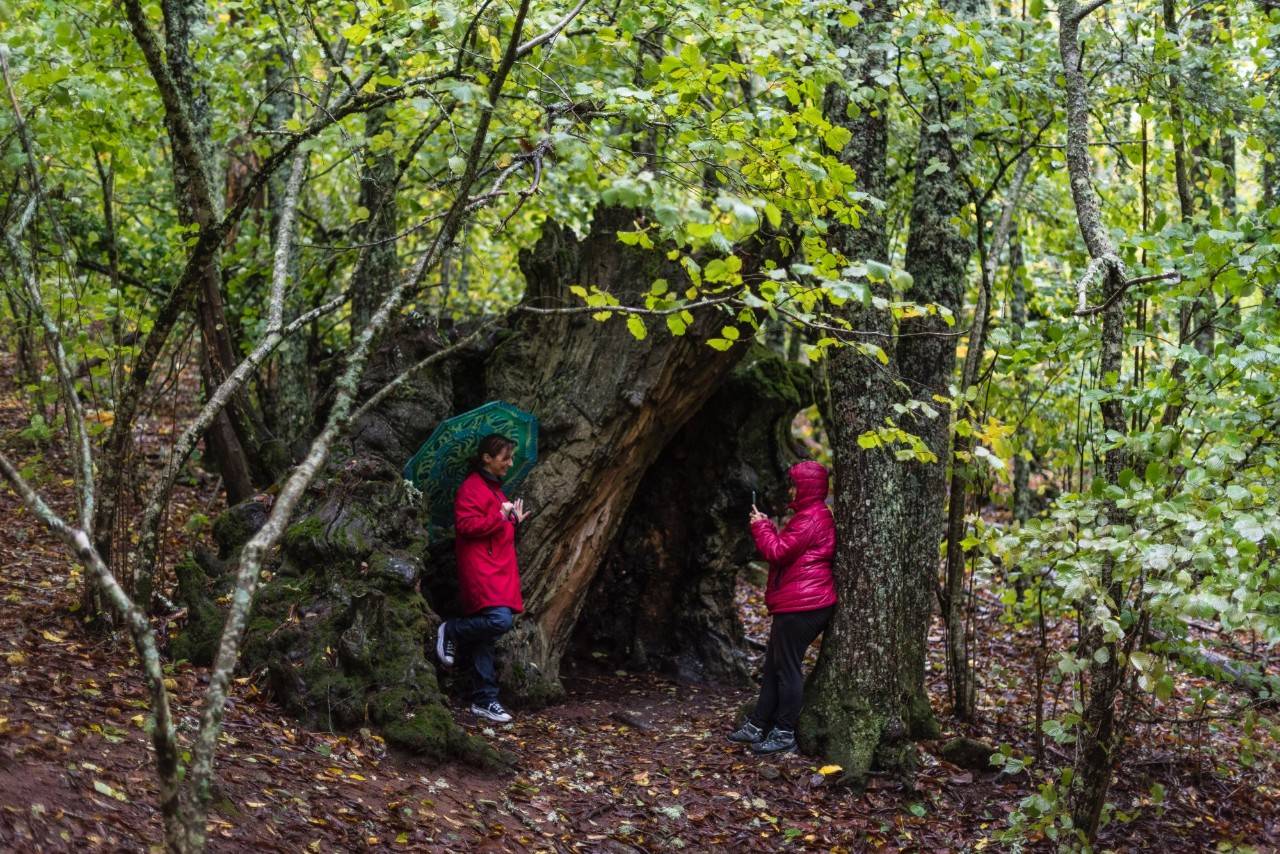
xmin=1059 ymin=2 xmax=1134 ymax=841
xmin=799 ymin=0 xmax=936 ymax=784
xmin=1164 ymin=0 xmax=1215 ymax=359
xmin=940 ymin=156 xmax=1028 ymax=721
xmin=897 ymin=0 xmax=988 ymax=728
xmin=350 ymin=78 xmax=400 ymax=332
xmin=1009 ymin=233 xmax=1032 ymax=531
xmin=261 ymin=48 xmax=314 ymax=462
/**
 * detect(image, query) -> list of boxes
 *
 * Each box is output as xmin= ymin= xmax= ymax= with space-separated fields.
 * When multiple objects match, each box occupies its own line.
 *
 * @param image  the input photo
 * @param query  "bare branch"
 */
xmin=1074 ymin=271 xmax=1182 ymax=317
xmin=352 ymin=323 xmax=493 ymax=429
xmin=518 ymin=294 xmax=738 ymax=317
xmin=1066 ymin=0 xmax=1112 ymax=24
xmin=517 ymin=0 xmax=592 ymax=56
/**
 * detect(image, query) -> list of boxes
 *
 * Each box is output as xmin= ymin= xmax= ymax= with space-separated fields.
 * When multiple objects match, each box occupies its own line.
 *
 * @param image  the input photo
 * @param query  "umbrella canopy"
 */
xmin=403 ymin=400 xmax=539 ymax=529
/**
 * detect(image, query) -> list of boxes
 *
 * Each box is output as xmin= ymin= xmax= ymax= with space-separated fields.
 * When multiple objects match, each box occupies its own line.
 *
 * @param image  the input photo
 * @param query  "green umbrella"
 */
xmin=403 ymin=400 xmax=539 ymax=529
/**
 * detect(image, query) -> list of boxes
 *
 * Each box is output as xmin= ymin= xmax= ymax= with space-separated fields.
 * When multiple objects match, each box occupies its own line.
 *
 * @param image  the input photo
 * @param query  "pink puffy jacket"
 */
xmin=750 ymin=461 xmax=838 ymax=614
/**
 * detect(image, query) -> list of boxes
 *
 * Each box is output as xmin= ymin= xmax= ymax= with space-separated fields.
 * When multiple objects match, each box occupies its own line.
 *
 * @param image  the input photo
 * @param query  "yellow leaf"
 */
xmin=131 ymin=714 xmax=145 ymax=727
xmin=41 ymin=630 xmax=65 ymax=643
xmin=162 ymin=678 xmax=179 ymax=691
xmin=349 ymin=773 xmax=366 ymax=781
xmin=818 ymin=764 xmax=842 ymax=776
xmin=246 ymin=802 xmax=267 ymax=809
xmin=6 ymin=652 xmax=25 ymax=665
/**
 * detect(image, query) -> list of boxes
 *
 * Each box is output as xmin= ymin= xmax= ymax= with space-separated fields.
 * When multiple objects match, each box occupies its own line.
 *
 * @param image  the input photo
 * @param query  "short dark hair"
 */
xmin=469 ymin=433 xmax=516 ymax=471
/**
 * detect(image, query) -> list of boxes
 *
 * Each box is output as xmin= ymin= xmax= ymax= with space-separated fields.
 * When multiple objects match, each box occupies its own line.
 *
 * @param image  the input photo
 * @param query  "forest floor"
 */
xmin=1 ymin=360 xmax=1279 ymax=853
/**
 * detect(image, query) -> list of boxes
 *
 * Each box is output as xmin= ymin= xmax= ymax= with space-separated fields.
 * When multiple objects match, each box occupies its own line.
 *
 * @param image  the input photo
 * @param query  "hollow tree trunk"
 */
xmin=487 ymin=206 xmax=767 ymax=704
xmin=573 ymin=346 xmax=813 ymax=683
xmin=800 ymin=0 xmax=938 ymax=784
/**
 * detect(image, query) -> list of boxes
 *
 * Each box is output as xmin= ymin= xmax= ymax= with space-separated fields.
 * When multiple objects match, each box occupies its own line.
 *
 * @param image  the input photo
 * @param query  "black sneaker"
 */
xmin=436 ymin=623 xmax=456 ymax=668
xmin=470 ymin=701 xmax=513 ymax=723
xmin=727 ymin=720 xmax=765 ymax=744
xmin=752 ymin=728 xmax=796 ymax=755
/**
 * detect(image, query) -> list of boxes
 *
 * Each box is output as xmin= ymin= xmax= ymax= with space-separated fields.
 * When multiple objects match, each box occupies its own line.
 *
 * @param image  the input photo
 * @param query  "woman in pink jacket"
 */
xmin=729 ymin=460 xmax=837 ymax=754
xmin=435 ymin=434 xmax=530 ymax=724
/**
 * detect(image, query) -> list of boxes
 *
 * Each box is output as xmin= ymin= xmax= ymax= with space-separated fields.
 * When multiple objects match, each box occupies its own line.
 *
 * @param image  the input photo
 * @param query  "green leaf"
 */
xmin=823 ymin=125 xmax=852 ymax=152
xmin=342 ymin=23 xmax=370 ymax=44
xmin=764 ymin=202 xmax=782 ymax=229
xmin=626 ymin=315 xmax=647 ymax=340
xmin=707 ymin=338 xmax=733 ymax=351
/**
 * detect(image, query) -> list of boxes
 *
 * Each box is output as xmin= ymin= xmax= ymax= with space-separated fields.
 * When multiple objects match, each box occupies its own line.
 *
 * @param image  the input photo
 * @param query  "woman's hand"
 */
xmin=749 ymin=505 xmax=767 ymax=523
xmin=501 ymin=501 xmax=517 ymax=521
xmin=512 ymin=498 xmax=531 ymax=523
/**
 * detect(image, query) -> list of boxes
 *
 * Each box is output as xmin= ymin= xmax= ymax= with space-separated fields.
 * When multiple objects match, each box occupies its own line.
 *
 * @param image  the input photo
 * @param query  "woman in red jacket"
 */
xmin=729 ymin=460 xmax=837 ymax=754
xmin=435 ymin=434 xmax=529 ymax=723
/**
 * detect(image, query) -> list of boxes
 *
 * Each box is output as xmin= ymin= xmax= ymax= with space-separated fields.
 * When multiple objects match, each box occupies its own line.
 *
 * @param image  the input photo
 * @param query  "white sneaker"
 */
xmin=470 ymin=701 xmax=513 ymax=723
xmin=436 ymin=623 xmax=455 ymax=668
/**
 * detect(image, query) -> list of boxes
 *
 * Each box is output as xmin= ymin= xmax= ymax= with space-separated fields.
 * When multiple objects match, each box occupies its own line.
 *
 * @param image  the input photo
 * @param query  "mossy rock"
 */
xmin=169 ymin=556 xmax=224 ymax=666
xmin=383 ymin=706 xmax=507 ymax=769
xmin=212 ymin=499 xmax=270 ymax=559
xmin=368 ymin=551 xmax=422 ymax=590
xmin=938 ymin=736 xmax=997 ymax=771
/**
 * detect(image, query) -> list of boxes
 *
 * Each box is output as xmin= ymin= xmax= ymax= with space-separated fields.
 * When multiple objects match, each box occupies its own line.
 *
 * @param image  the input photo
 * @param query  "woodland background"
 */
xmin=1 ymin=0 xmax=1279 ymax=850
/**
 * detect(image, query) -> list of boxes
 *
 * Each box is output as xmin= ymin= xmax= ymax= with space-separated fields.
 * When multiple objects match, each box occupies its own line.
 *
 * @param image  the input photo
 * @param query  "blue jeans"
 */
xmin=447 ymin=607 xmax=515 ymax=704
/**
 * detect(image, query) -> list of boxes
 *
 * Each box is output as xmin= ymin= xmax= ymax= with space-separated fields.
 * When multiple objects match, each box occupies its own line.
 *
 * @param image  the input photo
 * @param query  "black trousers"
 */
xmin=749 ymin=605 xmax=833 ymax=732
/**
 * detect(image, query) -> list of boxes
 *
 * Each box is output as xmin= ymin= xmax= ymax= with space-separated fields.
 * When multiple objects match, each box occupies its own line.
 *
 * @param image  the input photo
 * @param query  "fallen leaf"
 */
xmin=92 ymin=780 xmax=129 ymax=802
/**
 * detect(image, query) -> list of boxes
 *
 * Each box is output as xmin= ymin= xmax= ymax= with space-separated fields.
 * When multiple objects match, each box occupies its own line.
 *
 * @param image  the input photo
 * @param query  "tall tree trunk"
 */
xmin=160 ymin=0 xmax=266 ymax=505
xmin=260 ymin=48 xmax=314 ymax=464
xmin=1059 ymin=2 xmax=1135 ymax=841
xmin=799 ymin=0 xmax=936 ymax=784
xmin=487 ymin=206 xmax=766 ymax=704
xmin=897 ymin=0 xmax=988 ymax=725
xmin=1008 ymin=232 xmax=1032 ymax=530
xmin=349 ymin=88 xmax=400 ymax=332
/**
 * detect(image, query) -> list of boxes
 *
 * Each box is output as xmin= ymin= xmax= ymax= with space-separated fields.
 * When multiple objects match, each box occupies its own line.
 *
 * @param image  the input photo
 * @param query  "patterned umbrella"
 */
xmin=403 ymin=400 xmax=539 ymax=529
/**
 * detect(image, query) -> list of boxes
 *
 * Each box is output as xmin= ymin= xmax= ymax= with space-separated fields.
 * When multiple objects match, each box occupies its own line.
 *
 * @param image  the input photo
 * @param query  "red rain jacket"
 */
xmin=454 ymin=471 xmax=524 ymax=615
xmin=750 ymin=461 xmax=838 ymax=615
